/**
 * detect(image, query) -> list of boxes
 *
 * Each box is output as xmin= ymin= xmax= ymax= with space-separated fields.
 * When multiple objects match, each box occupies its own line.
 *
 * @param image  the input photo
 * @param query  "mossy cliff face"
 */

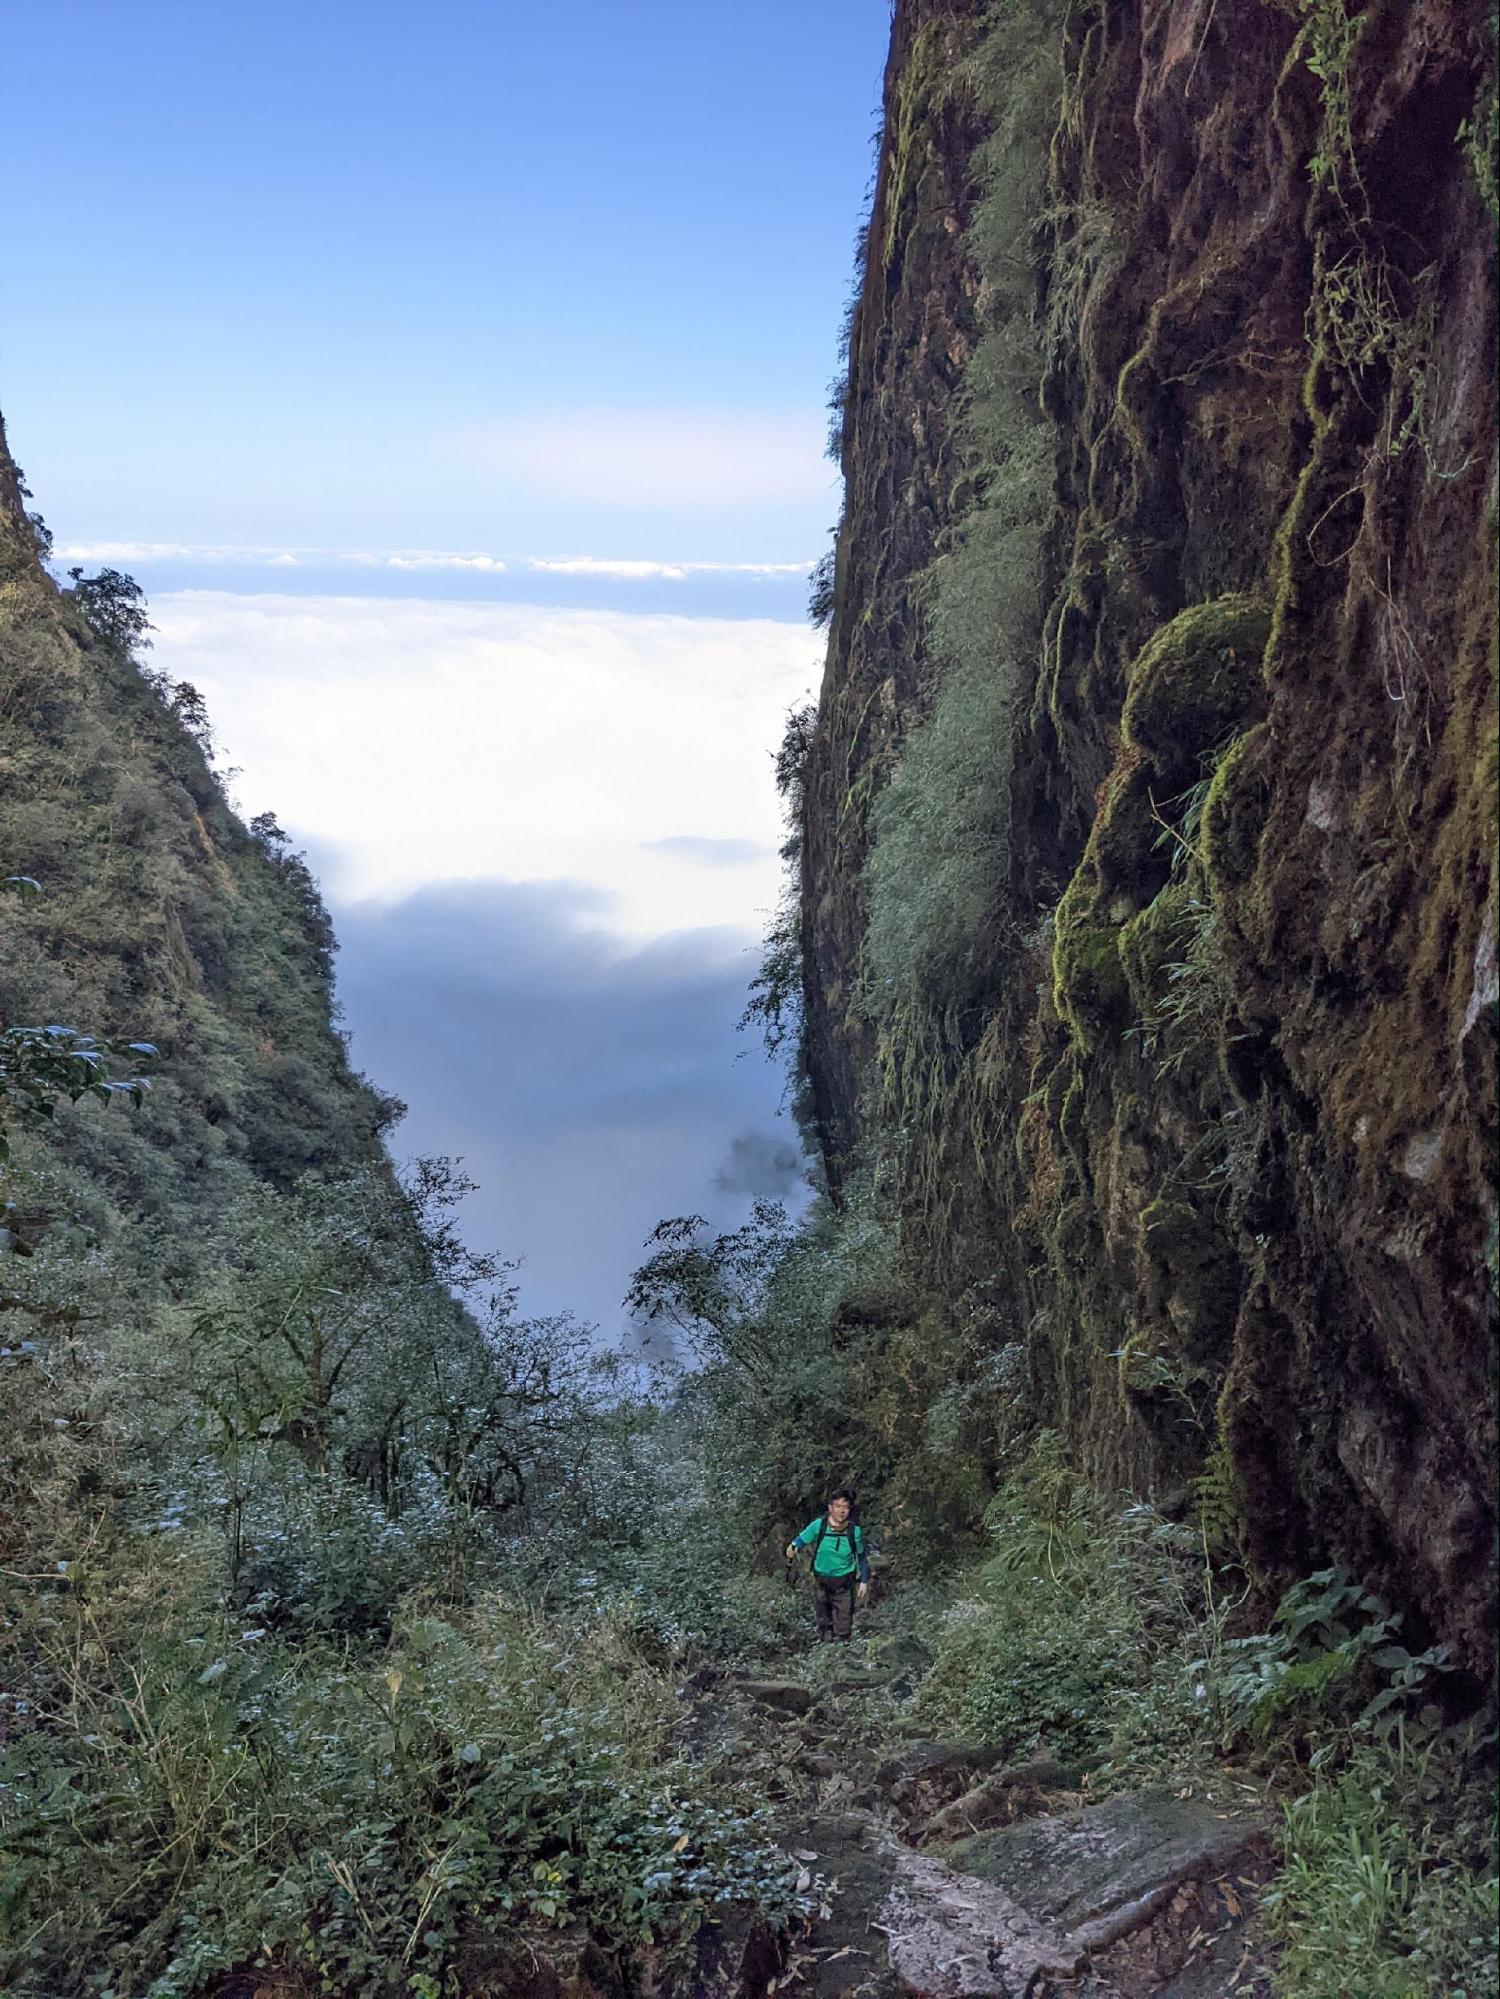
xmin=799 ymin=0 xmax=991 ymax=1174
xmin=802 ymin=0 xmax=1497 ymax=1673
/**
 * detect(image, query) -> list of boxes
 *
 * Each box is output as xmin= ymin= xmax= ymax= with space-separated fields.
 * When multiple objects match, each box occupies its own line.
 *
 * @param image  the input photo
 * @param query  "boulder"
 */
xmin=877 ymin=1836 xmax=1084 ymax=1997
xmin=941 ymin=1789 xmax=1270 ymax=1951
xmin=731 ymin=1677 xmax=815 ymax=1716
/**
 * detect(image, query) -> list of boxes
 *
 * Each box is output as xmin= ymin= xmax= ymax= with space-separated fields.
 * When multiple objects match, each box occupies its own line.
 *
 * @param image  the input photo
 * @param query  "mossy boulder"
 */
xmin=1117 ymin=878 xmax=1197 ymax=1023
xmin=1121 ymin=596 xmax=1270 ymax=789
xmin=1052 ymin=757 xmax=1166 ymax=1047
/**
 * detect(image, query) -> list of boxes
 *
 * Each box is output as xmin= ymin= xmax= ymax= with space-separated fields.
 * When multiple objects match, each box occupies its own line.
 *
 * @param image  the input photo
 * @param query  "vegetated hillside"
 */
xmin=3 ymin=410 xmax=808 ymax=1999
xmin=799 ymin=0 xmax=1498 ymax=1677
xmin=0 ymin=412 xmax=399 ymax=1271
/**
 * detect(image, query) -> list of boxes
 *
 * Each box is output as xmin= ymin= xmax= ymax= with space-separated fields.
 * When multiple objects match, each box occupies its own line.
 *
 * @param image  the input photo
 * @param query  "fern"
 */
xmin=1192 ymin=1437 xmax=1243 ymax=1556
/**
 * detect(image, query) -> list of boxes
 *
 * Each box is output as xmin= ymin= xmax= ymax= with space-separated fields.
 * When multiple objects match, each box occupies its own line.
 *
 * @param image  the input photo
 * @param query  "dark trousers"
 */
xmin=813 ymin=1572 xmax=856 ymax=1642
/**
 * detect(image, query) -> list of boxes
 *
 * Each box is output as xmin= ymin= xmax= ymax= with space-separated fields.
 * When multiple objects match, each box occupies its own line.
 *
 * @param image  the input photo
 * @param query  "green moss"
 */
xmin=1053 ymin=923 xmax=1128 ymax=1046
xmin=1121 ymin=596 xmax=1270 ymax=779
xmin=838 ymin=761 xmax=883 ymax=834
xmin=1109 ymin=337 xmax=1157 ymax=470
xmin=1201 ymin=725 xmax=1272 ymax=896
xmin=1058 ymin=1060 xmax=1087 ymax=1156
xmin=1046 ymin=1194 xmax=1094 ymax=1271
xmin=881 ymin=21 xmax=953 ymax=268
xmin=1118 ymin=878 xmax=1196 ymax=1022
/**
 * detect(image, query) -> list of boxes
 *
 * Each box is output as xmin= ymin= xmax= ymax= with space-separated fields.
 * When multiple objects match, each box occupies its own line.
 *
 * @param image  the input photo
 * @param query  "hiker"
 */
xmin=785 ymin=1488 xmax=870 ymax=1643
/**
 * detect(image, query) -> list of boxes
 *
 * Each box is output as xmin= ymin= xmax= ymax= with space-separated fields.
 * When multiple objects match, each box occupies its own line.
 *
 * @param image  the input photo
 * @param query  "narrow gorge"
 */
xmin=0 ymin=4 xmax=1495 ymax=1996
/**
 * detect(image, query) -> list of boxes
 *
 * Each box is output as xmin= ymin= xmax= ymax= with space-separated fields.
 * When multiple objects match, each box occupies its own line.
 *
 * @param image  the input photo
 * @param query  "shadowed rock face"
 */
xmin=800 ymin=0 xmax=1497 ymax=1672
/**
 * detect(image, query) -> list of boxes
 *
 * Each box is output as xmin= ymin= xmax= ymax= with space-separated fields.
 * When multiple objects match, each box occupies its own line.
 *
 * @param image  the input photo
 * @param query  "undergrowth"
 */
xmin=909 ymin=1434 xmax=1232 ymax=1773
xmin=903 ymin=1435 xmax=1499 ymax=1996
xmin=1 ymin=1580 xmax=809 ymax=1998
xmin=1266 ymin=1725 xmax=1499 ymax=1999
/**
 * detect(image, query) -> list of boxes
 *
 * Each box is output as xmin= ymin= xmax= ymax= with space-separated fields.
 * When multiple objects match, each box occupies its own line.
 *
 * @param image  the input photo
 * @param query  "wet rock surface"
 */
xmin=878 ymin=1838 xmax=1084 ymax=1996
xmin=941 ymin=1791 xmax=1271 ymax=1946
xmin=695 ymin=1609 xmax=1274 ymax=1999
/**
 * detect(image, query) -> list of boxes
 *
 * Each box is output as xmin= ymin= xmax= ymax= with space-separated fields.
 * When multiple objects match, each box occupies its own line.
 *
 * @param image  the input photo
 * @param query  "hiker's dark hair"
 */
xmin=829 ymin=1486 xmax=856 ymax=1505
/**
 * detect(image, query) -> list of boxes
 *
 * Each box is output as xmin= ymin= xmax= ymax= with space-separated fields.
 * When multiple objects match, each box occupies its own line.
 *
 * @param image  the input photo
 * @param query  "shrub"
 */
xmin=0 ymin=1595 xmax=812 ymax=1997
xmin=1265 ymin=1726 xmax=1499 ymax=1999
xmin=908 ymin=1436 xmax=1213 ymax=1766
xmin=66 ymin=564 xmax=152 ymax=654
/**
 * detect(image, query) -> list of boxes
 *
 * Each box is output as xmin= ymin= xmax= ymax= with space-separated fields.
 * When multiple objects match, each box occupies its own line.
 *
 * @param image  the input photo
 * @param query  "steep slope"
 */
xmin=0 ymin=413 xmax=397 ymax=1276
xmin=800 ymin=0 xmax=1497 ymax=1674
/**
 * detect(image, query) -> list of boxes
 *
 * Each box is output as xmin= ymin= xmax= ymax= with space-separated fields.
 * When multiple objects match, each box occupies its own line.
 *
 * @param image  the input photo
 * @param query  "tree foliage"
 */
xmin=66 ymin=563 xmax=152 ymax=653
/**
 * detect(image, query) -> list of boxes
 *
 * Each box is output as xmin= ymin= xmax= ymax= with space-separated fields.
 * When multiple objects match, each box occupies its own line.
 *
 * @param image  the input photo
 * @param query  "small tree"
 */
xmin=66 ymin=566 xmax=152 ymax=654
xmin=625 ymin=1199 xmax=798 ymax=1384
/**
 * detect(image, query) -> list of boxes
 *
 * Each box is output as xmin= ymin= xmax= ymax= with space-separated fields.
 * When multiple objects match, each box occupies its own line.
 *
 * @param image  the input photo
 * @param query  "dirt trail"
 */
xmin=690 ymin=1602 xmax=1275 ymax=1999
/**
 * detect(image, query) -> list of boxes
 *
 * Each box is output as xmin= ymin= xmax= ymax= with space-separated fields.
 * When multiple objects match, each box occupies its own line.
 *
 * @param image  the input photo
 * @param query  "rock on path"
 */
xmin=700 ymin=1631 xmax=1272 ymax=1999
xmin=940 ymin=1790 xmax=1270 ymax=1955
xmin=878 ymin=1836 xmax=1084 ymax=1996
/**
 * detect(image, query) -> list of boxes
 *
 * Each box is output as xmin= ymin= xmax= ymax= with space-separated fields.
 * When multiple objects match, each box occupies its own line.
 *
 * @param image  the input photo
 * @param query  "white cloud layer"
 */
xmin=522 ymin=556 xmax=810 ymax=581
xmin=150 ymin=591 xmax=819 ymax=938
xmin=450 ymin=409 xmax=833 ymax=507
xmin=55 ymin=541 xmax=508 ymax=571
xmin=55 ymin=542 xmax=811 ymax=582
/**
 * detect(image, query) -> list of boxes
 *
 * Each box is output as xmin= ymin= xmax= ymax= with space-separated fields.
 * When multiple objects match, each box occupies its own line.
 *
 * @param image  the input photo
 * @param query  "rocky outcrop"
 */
xmin=694 ymin=1662 xmax=1272 ymax=1999
xmin=879 ymin=1836 xmax=1085 ymax=1994
xmin=941 ymin=1790 xmax=1270 ymax=1955
xmin=800 ymin=0 xmax=1497 ymax=1672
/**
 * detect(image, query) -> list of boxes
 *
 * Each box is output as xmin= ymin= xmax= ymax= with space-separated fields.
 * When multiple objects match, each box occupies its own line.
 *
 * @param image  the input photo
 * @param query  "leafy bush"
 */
xmin=66 ymin=563 xmax=153 ymax=653
xmin=808 ymin=546 xmax=837 ymax=629
xmin=622 ymin=1168 xmax=987 ymax=1549
xmin=1199 ymin=1567 xmax=1454 ymax=1751
xmin=915 ymin=1576 xmax=1145 ymax=1764
xmin=591 ymin=1517 xmax=809 ymax=1664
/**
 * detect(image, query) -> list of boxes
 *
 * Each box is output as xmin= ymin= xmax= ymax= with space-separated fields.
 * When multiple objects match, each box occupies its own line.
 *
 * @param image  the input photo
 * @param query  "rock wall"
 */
xmin=801 ymin=0 xmax=1497 ymax=1673
xmin=800 ymin=0 xmax=991 ymax=1172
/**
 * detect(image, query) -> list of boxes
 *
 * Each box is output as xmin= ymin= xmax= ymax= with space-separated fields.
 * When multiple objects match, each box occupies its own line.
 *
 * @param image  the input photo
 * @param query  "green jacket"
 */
xmin=792 ymin=1516 xmax=870 ymax=1582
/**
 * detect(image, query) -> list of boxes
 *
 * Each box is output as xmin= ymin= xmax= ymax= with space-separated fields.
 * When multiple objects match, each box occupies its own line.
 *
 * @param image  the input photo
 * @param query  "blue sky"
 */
xmin=6 ymin=1 xmax=891 ymax=1333
xmin=7 ymin=0 xmax=889 ymax=604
